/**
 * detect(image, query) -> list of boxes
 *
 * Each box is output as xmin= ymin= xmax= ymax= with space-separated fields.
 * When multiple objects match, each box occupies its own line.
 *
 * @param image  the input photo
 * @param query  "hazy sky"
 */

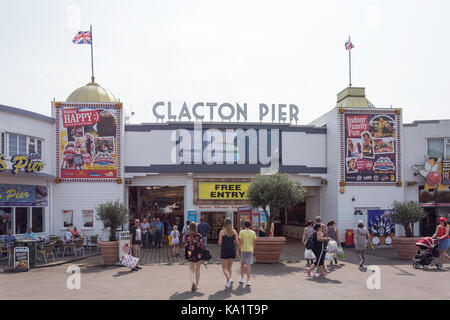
xmin=1 ymin=0 xmax=449 ymax=124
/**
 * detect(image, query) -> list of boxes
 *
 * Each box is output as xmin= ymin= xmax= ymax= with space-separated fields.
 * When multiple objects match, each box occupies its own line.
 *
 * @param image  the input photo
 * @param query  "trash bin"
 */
xmin=345 ymin=229 xmax=355 ymax=247
xmin=15 ymin=240 xmax=37 ymax=267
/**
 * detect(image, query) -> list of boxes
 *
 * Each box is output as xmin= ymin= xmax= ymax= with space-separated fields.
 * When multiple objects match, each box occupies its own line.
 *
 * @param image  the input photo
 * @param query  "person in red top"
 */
xmin=432 ymin=217 xmax=450 ymax=265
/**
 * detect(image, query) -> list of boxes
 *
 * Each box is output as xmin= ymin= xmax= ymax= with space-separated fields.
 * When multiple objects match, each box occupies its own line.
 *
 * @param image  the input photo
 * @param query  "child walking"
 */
xmin=170 ymin=225 xmax=180 ymax=257
xmin=239 ymin=220 xmax=256 ymax=286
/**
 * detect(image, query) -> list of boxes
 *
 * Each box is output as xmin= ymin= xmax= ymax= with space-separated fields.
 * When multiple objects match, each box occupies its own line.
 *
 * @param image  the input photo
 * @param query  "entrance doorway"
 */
xmin=200 ymin=211 xmax=237 ymax=241
xmin=128 ymin=186 xmax=185 ymax=232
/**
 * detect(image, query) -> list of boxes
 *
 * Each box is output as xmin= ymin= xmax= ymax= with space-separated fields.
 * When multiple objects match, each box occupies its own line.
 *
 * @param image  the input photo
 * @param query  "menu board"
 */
xmin=118 ymin=231 xmax=131 ymax=261
xmin=14 ymin=247 xmax=30 ymax=272
xmin=56 ymin=102 xmax=121 ymax=181
xmin=344 ymin=112 xmax=399 ymax=183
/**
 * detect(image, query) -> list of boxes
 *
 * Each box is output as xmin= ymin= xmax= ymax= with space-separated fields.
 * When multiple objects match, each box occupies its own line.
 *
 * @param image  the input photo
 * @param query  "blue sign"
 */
xmin=0 ymin=184 xmax=47 ymax=206
xmin=187 ymin=210 xmax=197 ymax=223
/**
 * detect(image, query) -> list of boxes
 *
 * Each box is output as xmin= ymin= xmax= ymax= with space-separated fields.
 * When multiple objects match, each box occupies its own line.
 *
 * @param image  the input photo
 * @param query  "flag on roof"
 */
xmin=72 ymin=31 xmax=92 ymax=44
xmin=345 ymin=40 xmax=354 ymax=51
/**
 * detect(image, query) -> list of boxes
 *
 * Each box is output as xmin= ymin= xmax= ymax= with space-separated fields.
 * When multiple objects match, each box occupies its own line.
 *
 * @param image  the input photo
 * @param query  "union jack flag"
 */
xmin=72 ymin=31 xmax=92 ymax=44
xmin=345 ymin=40 xmax=354 ymax=51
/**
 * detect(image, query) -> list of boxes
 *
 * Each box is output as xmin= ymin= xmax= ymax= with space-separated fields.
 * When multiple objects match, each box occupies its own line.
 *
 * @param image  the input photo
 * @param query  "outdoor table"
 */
xmin=14 ymin=239 xmax=37 ymax=267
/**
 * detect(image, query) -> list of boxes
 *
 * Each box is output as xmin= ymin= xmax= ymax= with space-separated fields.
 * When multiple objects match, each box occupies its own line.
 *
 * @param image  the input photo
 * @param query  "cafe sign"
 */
xmin=0 ymin=154 xmax=44 ymax=174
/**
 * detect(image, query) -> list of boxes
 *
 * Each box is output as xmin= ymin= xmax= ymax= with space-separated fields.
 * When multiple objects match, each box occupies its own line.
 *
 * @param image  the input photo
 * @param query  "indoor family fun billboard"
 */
xmin=343 ymin=111 xmax=399 ymax=184
xmin=56 ymin=102 xmax=121 ymax=181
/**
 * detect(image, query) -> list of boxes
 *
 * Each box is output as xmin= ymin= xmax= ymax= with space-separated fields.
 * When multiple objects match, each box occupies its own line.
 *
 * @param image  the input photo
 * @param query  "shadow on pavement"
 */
xmin=208 ymin=288 xmax=233 ymax=300
xmin=232 ymin=284 xmax=251 ymax=297
xmin=389 ymin=265 xmax=415 ymax=276
xmin=170 ymin=291 xmax=205 ymax=300
xmin=251 ymin=263 xmax=305 ymax=276
xmin=306 ymin=275 xmax=342 ymax=284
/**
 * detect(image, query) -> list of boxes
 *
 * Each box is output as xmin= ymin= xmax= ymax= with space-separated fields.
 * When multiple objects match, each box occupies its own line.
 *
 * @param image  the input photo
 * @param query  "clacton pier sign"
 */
xmin=151 ymin=101 xmax=300 ymax=122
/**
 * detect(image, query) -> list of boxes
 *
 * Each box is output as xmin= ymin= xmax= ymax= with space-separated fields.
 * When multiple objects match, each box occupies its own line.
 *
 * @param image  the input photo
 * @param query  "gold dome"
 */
xmin=66 ymin=81 xmax=117 ymax=103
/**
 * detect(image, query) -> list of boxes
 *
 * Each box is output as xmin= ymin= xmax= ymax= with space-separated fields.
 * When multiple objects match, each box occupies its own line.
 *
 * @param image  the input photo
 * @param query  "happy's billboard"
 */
xmin=56 ymin=102 xmax=121 ymax=181
xmin=343 ymin=110 xmax=400 ymax=184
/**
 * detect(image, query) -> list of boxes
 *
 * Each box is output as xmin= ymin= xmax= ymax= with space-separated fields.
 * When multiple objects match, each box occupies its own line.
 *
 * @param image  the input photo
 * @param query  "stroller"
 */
xmin=412 ymin=237 xmax=442 ymax=270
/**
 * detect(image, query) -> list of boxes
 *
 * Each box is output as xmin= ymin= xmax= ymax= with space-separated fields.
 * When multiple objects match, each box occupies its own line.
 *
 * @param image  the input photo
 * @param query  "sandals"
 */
xmin=191 ymin=283 xmax=196 ymax=292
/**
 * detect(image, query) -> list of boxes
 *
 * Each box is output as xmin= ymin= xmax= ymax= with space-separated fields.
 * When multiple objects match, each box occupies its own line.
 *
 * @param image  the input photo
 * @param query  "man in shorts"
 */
xmin=239 ymin=220 xmax=256 ymax=286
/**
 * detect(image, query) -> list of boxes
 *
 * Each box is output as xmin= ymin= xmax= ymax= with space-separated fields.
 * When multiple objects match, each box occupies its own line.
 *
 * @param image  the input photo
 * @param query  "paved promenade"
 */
xmin=1 ymin=238 xmax=448 ymax=300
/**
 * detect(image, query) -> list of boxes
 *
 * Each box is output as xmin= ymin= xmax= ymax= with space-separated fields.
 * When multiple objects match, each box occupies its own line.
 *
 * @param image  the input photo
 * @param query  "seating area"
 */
xmin=0 ymin=234 xmax=101 ymax=268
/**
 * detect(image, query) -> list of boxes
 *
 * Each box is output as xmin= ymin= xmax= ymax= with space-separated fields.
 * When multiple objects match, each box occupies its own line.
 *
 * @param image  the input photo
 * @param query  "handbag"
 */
xmin=337 ymin=247 xmax=344 ymax=259
xmin=325 ymin=252 xmax=334 ymax=261
xmin=304 ymin=249 xmax=316 ymax=260
xmin=327 ymin=240 xmax=338 ymax=253
xmin=168 ymin=235 xmax=173 ymax=247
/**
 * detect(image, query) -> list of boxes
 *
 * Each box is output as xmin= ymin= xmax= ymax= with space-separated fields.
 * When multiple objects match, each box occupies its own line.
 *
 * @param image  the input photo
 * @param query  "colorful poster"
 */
xmin=118 ymin=231 xmax=131 ymax=261
xmin=82 ymin=210 xmax=94 ymax=228
xmin=57 ymin=102 xmax=120 ymax=180
xmin=344 ymin=113 xmax=398 ymax=183
xmin=63 ymin=210 xmax=73 ymax=228
xmin=0 ymin=184 xmax=47 ymax=206
xmin=187 ymin=210 xmax=197 ymax=223
xmin=14 ymin=247 xmax=30 ymax=272
xmin=443 ymin=160 xmax=450 ymax=185
xmin=367 ymin=210 xmax=395 ymax=246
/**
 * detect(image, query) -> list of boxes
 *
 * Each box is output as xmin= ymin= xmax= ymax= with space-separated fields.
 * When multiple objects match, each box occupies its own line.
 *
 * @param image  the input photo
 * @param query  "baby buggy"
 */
xmin=412 ymin=237 xmax=442 ymax=270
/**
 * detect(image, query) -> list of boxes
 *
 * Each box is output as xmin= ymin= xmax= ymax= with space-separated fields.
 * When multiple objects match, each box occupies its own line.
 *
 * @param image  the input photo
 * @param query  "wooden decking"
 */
xmin=137 ymin=238 xmax=304 ymax=265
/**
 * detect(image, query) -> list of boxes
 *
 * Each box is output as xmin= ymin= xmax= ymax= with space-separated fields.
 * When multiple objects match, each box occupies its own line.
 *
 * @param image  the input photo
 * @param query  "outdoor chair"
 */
xmin=74 ymin=239 xmax=85 ymax=256
xmin=56 ymin=239 xmax=75 ymax=257
xmin=88 ymin=235 xmax=99 ymax=251
xmin=38 ymin=241 xmax=56 ymax=264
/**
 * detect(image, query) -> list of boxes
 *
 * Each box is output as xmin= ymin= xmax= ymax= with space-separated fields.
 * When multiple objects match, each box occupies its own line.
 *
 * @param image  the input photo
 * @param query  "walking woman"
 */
xmin=327 ymin=221 xmax=341 ymax=265
xmin=355 ymin=220 xmax=369 ymax=268
xmin=184 ymin=222 xmax=205 ymax=292
xmin=432 ymin=217 xmax=450 ymax=265
xmin=306 ymin=224 xmax=331 ymax=277
xmin=218 ymin=218 xmax=240 ymax=288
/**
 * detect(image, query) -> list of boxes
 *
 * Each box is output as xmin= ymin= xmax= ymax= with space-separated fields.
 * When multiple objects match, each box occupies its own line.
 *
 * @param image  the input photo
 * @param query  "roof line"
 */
xmin=0 ymin=104 xmax=55 ymax=124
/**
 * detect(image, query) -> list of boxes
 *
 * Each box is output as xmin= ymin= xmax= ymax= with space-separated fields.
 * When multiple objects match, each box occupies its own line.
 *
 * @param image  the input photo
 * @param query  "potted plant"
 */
xmin=95 ymin=200 xmax=128 ymax=265
xmin=390 ymin=200 xmax=426 ymax=259
xmin=247 ymin=173 xmax=306 ymax=263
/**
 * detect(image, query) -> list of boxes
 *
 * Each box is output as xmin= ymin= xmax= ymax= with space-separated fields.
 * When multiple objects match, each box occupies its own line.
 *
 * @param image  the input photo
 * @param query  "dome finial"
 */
xmin=91 ymin=75 xmax=95 ymax=83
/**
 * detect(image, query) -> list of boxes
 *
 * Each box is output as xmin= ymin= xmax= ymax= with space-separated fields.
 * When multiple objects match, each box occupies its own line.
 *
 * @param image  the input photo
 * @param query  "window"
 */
xmin=15 ymin=207 xmax=29 ymax=234
xmin=281 ymin=202 xmax=306 ymax=226
xmin=32 ymin=208 xmax=44 ymax=233
xmin=6 ymin=133 xmax=43 ymax=159
xmin=427 ymin=139 xmax=445 ymax=159
xmin=0 ymin=208 xmax=12 ymax=236
xmin=447 ymin=139 xmax=450 ymax=159
xmin=0 ymin=132 xmax=5 ymax=154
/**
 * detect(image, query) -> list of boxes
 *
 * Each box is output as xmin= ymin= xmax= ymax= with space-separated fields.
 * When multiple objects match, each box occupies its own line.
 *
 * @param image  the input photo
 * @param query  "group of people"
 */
xmin=64 ymin=227 xmax=81 ymax=242
xmin=134 ymin=217 xmax=166 ymax=249
xmin=183 ymin=218 xmax=256 ymax=292
xmin=302 ymin=216 xmax=369 ymax=277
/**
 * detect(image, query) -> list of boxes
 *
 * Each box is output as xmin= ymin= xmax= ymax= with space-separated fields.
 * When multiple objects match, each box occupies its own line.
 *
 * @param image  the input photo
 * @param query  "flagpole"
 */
xmin=90 ymin=25 xmax=95 ymax=82
xmin=348 ymin=35 xmax=352 ymax=87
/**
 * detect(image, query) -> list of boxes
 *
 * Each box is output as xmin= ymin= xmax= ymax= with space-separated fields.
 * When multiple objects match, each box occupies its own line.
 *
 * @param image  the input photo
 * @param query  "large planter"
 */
xmin=254 ymin=237 xmax=286 ymax=263
xmin=392 ymin=237 xmax=420 ymax=259
xmin=98 ymin=241 xmax=119 ymax=265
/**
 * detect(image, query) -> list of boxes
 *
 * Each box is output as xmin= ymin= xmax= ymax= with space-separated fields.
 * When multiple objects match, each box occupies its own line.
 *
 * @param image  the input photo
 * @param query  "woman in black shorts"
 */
xmin=218 ymin=218 xmax=240 ymax=288
xmin=306 ymin=224 xmax=331 ymax=277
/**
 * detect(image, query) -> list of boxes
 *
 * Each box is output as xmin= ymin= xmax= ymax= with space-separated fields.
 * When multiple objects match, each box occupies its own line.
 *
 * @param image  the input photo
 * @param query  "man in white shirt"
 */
xmin=65 ymin=228 xmax=73 ymax=243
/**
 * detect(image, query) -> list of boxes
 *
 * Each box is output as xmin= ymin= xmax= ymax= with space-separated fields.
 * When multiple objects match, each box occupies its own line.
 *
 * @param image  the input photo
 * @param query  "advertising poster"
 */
xmin=14 ymin=247 xmax=30 ymax=272
xmin=367 ymin=210 xmax=395 ymax=246
xmin=187 ymin=210 xmax=197 ymax=223
xmin=57 ymin=102 xmax=120 ymax=180
xmin=345 ymin=113 xmax=398 ymax=183
xmin=82 ymin=210 xmax=94 ymax=228
xmin=0 ymin=184 xmax=47 ymax=207
xmin=237 ymin=206 xmax=252 ymax=233
xmin=63 ymin=210 xmax=73 ymax=228
xmin=443 ymin=160 xmax=450 ymax=185
xmin=118 ymin=231 xmax=131 ymax=261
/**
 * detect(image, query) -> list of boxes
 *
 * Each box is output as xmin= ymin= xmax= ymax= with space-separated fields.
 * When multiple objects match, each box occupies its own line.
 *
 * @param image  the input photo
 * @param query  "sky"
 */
xmin=0 ymin=0 xmax=449 ymax=125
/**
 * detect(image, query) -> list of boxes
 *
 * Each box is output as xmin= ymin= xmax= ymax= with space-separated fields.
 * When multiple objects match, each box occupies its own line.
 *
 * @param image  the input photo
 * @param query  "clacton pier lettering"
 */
xmin=152 ymin=101 xmax=300 ymax=122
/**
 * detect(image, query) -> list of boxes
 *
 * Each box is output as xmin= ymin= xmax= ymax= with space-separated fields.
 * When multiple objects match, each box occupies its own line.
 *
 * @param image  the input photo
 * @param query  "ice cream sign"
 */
xmin=0 ymin=154 xmax=44 ymax=174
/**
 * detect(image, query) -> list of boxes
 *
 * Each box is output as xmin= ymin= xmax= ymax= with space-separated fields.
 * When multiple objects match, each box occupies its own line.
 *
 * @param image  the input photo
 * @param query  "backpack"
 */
xmin=305 ymin=235 xmax=315 ymax=250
